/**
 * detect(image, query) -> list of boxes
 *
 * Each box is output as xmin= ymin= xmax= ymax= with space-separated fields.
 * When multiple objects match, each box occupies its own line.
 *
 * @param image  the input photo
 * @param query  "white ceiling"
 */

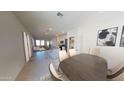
xmin=14 ymin=11 xmax=102 ymax=40
xmin=14 ymin=11 xmax=124 ymax=40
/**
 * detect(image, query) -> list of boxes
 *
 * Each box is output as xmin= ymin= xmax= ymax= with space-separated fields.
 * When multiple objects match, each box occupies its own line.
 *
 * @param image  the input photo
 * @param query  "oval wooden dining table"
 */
xmin=59 ymin=54 xmax=108 ymax=81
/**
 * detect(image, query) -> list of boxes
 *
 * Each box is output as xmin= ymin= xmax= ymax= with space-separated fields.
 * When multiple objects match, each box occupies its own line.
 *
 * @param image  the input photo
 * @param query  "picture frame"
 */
xmin=120 ymin=26 xmax=124 ymax=47
xmin=97 ymin=27 xmax=118 ymax=46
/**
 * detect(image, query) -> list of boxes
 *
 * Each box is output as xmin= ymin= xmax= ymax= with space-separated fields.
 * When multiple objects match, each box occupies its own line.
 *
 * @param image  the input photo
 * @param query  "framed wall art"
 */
xmin=97 ymin=27 xmax=118 ymax=46
xmin=120 ymin=26 xmax=124 ymax=47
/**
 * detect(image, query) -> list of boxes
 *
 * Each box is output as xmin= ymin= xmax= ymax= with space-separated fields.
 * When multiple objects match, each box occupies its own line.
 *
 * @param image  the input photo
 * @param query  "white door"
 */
xmin=23 ymin=32 xmax=30 ymax=62
xmin=27 ymin=34 xmax=32 ymax=58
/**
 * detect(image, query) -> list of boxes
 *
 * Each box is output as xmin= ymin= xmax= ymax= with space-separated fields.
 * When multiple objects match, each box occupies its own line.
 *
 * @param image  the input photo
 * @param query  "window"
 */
xmin=36 ymin=40 xmax=45 ymax=46
xmin=41 ymin=40 xmax=45 ymax=46
xmin=36 ymin=40 xmax=40 ymax=46
xmin=47 ymin=41 xmax=49 ymax=46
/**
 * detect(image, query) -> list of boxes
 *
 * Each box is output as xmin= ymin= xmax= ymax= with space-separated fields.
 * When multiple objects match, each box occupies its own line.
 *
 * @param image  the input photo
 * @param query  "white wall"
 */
xmin=59 ymin=34 xmax=67 ymax=43
xmin=79 ymin=12 xmax=124 ymax=69
xmin=0 ymin=12 xmax=31 ymax=80
xmin=51 ymin=34 xmax=67 ymax=47
xmin=51 ymin=30 xmax=82 ymax=54
xmin=67 ymin=28 xmax=81 ymax=54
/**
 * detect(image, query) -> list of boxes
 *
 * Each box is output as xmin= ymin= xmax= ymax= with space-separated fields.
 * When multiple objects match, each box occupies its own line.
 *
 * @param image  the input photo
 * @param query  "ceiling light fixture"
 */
xmin=57 ymin=12 xmax=63 ymax=17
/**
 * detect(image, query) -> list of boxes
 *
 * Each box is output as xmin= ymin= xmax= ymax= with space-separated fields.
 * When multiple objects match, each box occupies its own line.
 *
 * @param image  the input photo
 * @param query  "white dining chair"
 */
xmin=59 ymin=50 xmax=68 ymax=62
xmin=69 ymin=49 xmax=77 ymax=57
xmin=112 ymin=72 xmax=124 ymax=81
xmin=49 ymin=63 xmax=69 ymax=81
xmin=107 ymin=63 xmax=124 ymax=80
xmin=88 ymin=48 xmax=100 ymax=56
xmin=107 ymin=63 xmax=124 ymax=76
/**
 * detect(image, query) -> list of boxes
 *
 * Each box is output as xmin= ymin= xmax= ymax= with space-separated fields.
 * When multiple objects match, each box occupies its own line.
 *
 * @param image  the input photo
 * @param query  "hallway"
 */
xmin=16 ymin=50 xmax=59 ymax=81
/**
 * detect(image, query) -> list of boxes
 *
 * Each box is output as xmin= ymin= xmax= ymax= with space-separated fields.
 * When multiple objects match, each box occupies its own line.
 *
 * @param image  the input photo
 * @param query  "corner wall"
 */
xmin=0 ymin=12 xmax=30 ymax=80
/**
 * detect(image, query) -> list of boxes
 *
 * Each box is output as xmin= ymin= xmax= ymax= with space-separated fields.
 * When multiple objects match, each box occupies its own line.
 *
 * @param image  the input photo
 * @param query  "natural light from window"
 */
xmin=41 ymin=40 xmax=45 ymax=46
xmin=36 ymin=40 xmax=40 ymax=46
xmin=47 ymin=41 xmax=49 ymax=46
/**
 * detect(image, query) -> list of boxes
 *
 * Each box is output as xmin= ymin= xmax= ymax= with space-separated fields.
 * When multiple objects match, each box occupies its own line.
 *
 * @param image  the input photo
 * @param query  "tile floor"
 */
xmin=16 ymin=49 xmax=60 ymax=81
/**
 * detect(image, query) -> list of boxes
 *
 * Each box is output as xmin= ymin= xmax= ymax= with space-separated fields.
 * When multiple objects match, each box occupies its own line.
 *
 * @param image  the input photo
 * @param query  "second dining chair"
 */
xmin=69 ymin=49 xmax=77 ymax=57
xmin=59 ymin=50 xmax=68 ymax=62
xmin=88 ymin=48 xmax=100 ymax=56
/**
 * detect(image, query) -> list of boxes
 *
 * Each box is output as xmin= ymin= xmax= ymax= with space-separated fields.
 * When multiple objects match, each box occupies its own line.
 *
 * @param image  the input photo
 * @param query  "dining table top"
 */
xmin=59 ymin=54 xmax=108 ymax=81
